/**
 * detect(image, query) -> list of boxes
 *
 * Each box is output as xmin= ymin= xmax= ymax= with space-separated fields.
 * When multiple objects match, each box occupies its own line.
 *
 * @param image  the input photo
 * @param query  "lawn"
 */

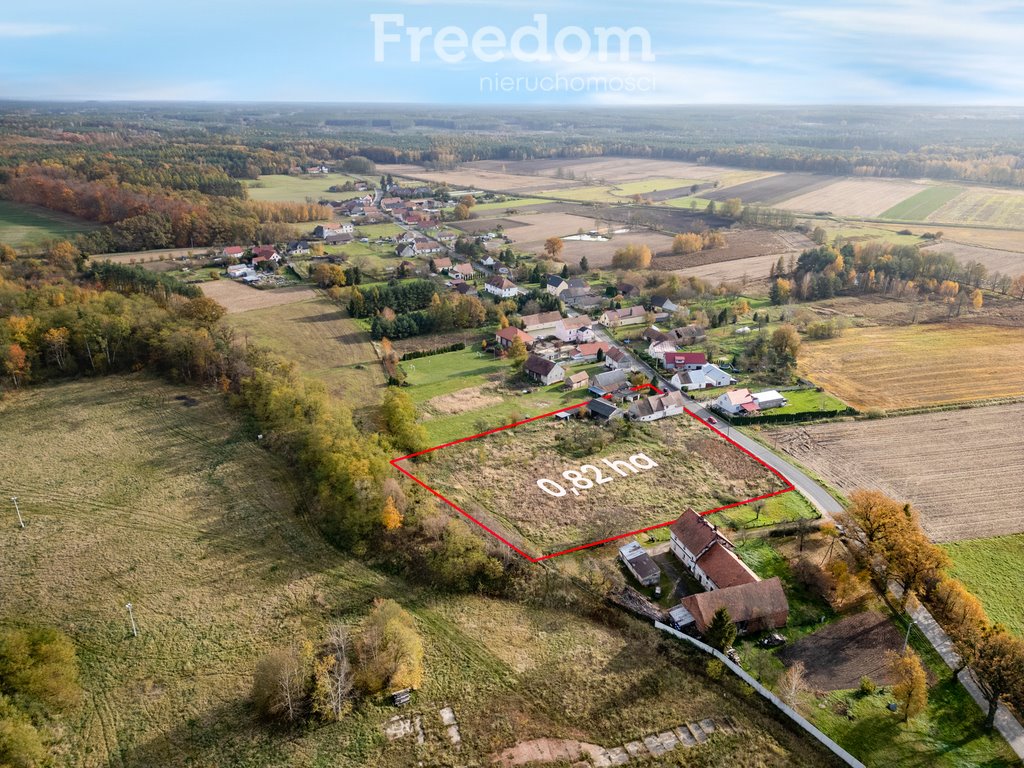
xmin=707 ymin=490 xmax=820 ymax=530
xmin=768 ymin=389 xmax=851 ymax=416
xmin=356 ymin=222 xmax=406 ymax=239
xmin=245 ymin=173 xmax=369 ymax=202
xmin=0 ymin=199 xmax=99 ymax=248
xmin=880 ymin=186 xmax=964 ymax=221
xmin=0 ymin=376 xmax=837 ymax=768
xmin=942 ymin=534 xmax=1024 ymax=637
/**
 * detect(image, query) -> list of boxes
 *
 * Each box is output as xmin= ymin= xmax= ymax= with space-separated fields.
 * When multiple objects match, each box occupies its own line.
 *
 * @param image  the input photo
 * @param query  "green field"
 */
xmin=707 ymin=489 xmax=820 ymax=530
xmin=942 ymin=534 xmax=1024 ymax=637
xmin=0 ymin=199 xmax=99 ymax=248
xmin=767 ymin=389 xmax=850 ymax=416
xmin=246 ymin=173 xmax=369 ymax=203
xmin=356 ymin=222 xmax=406 ymax=238
xmin=472 ymin=197 xmax=549 ymax=211
xmin=0 ymin=376 xmax=834 ymax=767
xmin=880 ymin=186 xmax=963 ymax=220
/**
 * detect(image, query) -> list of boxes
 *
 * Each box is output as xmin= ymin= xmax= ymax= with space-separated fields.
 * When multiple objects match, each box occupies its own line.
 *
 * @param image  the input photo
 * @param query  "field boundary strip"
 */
xmin=391 ymin=384 xmax=796 ymax=562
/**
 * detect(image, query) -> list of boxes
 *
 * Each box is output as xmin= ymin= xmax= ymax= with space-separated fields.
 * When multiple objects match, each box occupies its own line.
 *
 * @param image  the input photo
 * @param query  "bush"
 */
xmin=859 ymin=676 xmax=877 ymax=696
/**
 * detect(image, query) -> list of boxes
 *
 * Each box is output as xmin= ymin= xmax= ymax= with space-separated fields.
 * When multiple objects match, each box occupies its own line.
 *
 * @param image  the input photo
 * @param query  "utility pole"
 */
xmin=125 ymin=603 xmax=138 ymax=638
xmin=10 ymin=496 xmax=24 ymax=528
xmin=902 ymin=615 xmax=913 ymax=654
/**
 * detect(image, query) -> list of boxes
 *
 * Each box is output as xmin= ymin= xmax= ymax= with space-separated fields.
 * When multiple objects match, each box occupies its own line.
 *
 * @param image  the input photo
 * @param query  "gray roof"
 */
xmin=586 ymin=398 xmax=621 ymax=419
xmin=592 ymin=369 xmax=629 ymax=390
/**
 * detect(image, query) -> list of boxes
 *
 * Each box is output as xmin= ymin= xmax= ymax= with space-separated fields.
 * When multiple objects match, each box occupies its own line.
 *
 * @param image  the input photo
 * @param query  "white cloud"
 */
xmin=0 ymin=22 xmax=74 ymax=38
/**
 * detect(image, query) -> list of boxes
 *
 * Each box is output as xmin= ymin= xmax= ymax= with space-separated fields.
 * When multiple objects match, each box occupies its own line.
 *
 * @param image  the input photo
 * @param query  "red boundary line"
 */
xmin=390 ymin=383 xmax=796 ymax=563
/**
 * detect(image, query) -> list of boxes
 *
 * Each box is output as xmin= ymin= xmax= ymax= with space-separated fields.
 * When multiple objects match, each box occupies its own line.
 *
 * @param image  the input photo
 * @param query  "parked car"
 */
xmin=706 ymin=416 xmax=718 ymax=425
xmin=757 ymin=632 xmax=786 ymax=649
xmin=725 ymin=648 xmax=741 ymax=664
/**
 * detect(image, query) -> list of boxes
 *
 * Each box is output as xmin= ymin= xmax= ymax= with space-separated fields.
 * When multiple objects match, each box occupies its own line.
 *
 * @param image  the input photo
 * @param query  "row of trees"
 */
xmin=671 ymin=230 xmax=725 ymax=255
xmin=839 ymin=490 xmax=1024 ymax=728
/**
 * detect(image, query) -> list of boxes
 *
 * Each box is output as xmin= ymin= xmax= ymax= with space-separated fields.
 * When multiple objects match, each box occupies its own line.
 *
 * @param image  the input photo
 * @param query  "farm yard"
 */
xmin=199 ymin=280 xmax=316 ymax=313
xmin=767 ymin=402 xmax=1024 ymax=542
xmin=0 ymin=377 xmax=837 ymax=768
xmin=0 ymin=199 xmax=98 ymax=248
xmin=797 ymin=324 xmax=1024 ymax=410
xmin=777 ymin=178 xmax=929 ymax=218
xmin=405 ymin=414 xmax=790 ymax=557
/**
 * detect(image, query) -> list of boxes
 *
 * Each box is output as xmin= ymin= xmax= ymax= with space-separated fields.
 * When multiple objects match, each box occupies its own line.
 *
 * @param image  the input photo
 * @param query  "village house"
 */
xmin=569 ymin=342 xmax=610 ymax=363
xmin=314 ymin=223 xmax=353 ymax=238
xmin=479 ymin=254 xmax=498 ymax=267
xmin=495 ymin=326 xmax=534 ymax=351
xmin=603 ymin=346 xmax=632 ymax=370
xmin=663 ymin=352 xmax=707 ymax=371
xmin=222 ymin=245 xmax=246 ymax=260
xmin=619 ymin=541 xmax=661 ymax=587
xmin=669 ymin=509 xmax=760 ymax=592
xmin=564 ymin=371 xmax=590 ymax=391
xmin=523 ymin=354 xmax=565 ymax=386
xmin=545 ymin=275 xmax=568 ymax=296
xmin=616 ymin=282 xmax=640 ymax=298
xmin=520 ymin=311 xmax=563 ymax=334
xmin=451 ymin=280 xmax=478 ymax=297
xmin=671 ymin=364 xmax=736 ymax=391
xmin=589 ymin=369 xmax=630 ymax=397
xmin=649 ymin=296 xmax=679 ymax=314
xmin=628 ymin=390 xmax=686 ymax=422
xmin=714 ymin=389 xmax=788 ymax=416
xmin=647 ymin=339 xmax=678 ymax=362
xmin=485 ymin=276 xmax=519 ymax=299
xmin=430 ymin=256 xmax=453 ymax=273
xmin=286 ymin=240 xmax=311 ymax=256
xmin=679 ymin=578 xmax=789 ymax=635
xmin=250 ymin=245 xmax=280 ymax=262
xmin=449 ymin=262 xmax=474 ymax=280
xmin=397 ymin=231 xmax=417 ymax=244
xmin=380 ymin=197 xmax=403 ymax=210
xmin=554 ymin=317 xmax=596 ymax=344
xmin=325 ymin=232 xmax=354 ymax=245
xmin=414 ymin=238 xmax=443 ymax=255
xmin=397 ymin=245 xmax=417 ymax=260
xmin=600 ymin=305 xmax=648 ymax=327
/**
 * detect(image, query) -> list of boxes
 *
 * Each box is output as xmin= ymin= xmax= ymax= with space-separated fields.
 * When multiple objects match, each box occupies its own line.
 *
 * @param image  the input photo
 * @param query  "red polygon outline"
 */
xmin=391 ymin=383 xmax=796 ymax=563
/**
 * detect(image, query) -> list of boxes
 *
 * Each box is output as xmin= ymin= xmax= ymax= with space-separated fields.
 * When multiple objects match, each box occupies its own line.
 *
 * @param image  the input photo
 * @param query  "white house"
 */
xmin=485 ymin=276 xmax=519 ymax=299
xmin=647 ymin=340 xmax=678 ymax=362
xmin=669 ymin=509 xmax=760 ymax=591
xmin=226 ymin=264 xmax=250 ymax=278
xmin=713 ymin=388 xmax=788 ymax=416
xmin=555 ymin=317 xmax=596 ymax=343
xmin=480 ymin=255 xmax=498 ymax=267
xmin=604 ymin=346 xmax=632 ymax=370
xmin=628 ymin=390 xmax=686 ymax=422
xmin=524 ymin=354 xmax=566 ymax=386
xmin=663 ymin=352 xmax=707 ymax=371
xmin=671 ymin=364 xmax=737 ymax=391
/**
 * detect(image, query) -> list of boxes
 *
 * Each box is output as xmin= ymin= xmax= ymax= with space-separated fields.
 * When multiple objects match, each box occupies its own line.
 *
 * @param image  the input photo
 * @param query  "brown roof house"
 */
xmin=680 ymin=577 xmax=789 ymax=635
xmin=495 ymin=326 xmax=534 ymax=351
xmin=564 ymin=371 xmax=590 ymax=391
xmin=523 ymin=354 xmax=565 ymax=386
xmin=668 ymin=508 xmax=759 ymax=591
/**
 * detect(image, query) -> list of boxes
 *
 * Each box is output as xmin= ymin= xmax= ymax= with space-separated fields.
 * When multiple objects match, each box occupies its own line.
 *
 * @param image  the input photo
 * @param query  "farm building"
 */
xmin=671 ymin=364 xmax=736 ymax=391
xmin=564 ymin=371 xmax=590 ymax=391
xmin=680 ymin=577 xmax=789 ymax=635
xmin=520 ymin=311 xmax=562 ymax=334
xmin=485 ymin=276 xmax=519 ymax=299
xmin=555 ymin=317 xmax=596 ymax=343
xmin=589 ymin=369 xmax=630 ymax=396
xmin=452 ymin=281 xmax=478 ymax=296
xmin=585 ymin=398 xmax=623 ymax=422
xmin=628 ymin=390 xmax=686 ymax=422
xmin=617 ymin=282 xmax=640 ymax=298
xmin=647 ymin=340 xmax=678 ymax=362
xmin=226 ymin=264 xmax=250 ymax=278
xmin=714 ymin=389 xmax=788 ymax=416
xmin=222 ymin=245 xmax=246 ymax=260
xmin=523 ymin=355 xmax=565 ymax=386
xmin=569 ymin=342 xmax=610 ymax=363
xmin=619 ymin=541 xmax=661 ymax=587
xmin=495 ymin=326 xmax=535 ymax=351
xmin=604 ymin=346 xmax=632 ymax=370
xmin=649 ymin=296 xmax=679 ymax=313
xmin=669 ymin=509 xmax=759 ymax=591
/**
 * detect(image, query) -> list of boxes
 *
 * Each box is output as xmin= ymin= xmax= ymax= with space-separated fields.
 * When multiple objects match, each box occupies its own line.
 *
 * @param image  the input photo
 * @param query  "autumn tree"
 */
xmin=971 ymin=289 xmax=984 ymax=311
xmin=454 ymin=203 xmax=471 ymax=220
xmin=973 ymin=627 xmax=1024 ymax=729
xmin=508 ymin=337 xmax=528 ymax=367
xmin=703 ymin=607 xmax=736 ymax=652
xmin=888 ymin=530 xmax=949 ymax=609
xmin=887 ymin=649 xmax=928 ymax=723
xmin=313 ymin=263 xmax=347 ymax=288
xmin=2 ymin=344 xmax=29 ymax=388
xmin=732 ymin=298 xmax=750 ymax=317
xmin=46 ymin=240 xmax=79 ymax=271
xmin=769 ymin=278 xmax=792 ymax=305
xmin=311 ymin=625 xmax=354 ymax=722
xmin=672 ymin=233 xmax=703 ymax=255
xmin=543 ymin=237 xmax=564 ymax=260
xmin=355 ymin=600 xmax=424 ymax=694
xmin=611 ymin=244 xmax=652 ymax=270
xmin=381 ymin=388 xmax=428 ymax=455
xmin=381 ymin=496 xmax=403 ymax=531
xmin=721 ymin=198 xmax=744 ymax=218
xmin=251 ymin=643 xmax=313 ymax=722
xmin=0 ymin=243 xmax=16 ymax=263
xmin=41 ymin=327 xmax=71 ymax=370
xmin=769 ymin=325 xmax=801 ymax=368
xmin=838 ymin=490 xmax=909 ymax=552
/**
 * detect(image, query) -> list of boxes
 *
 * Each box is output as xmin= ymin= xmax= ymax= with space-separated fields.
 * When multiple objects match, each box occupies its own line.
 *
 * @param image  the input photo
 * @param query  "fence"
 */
xmin=653 ymin=622 xmax=865 ymax=768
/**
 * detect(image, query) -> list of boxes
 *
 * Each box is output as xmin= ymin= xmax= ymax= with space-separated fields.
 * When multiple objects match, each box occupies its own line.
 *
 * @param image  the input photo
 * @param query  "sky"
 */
xmin=2 ymin=0 xmax=1023 ymax=105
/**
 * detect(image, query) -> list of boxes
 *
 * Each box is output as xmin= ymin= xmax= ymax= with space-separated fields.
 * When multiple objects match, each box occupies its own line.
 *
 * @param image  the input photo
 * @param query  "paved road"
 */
xmin=588 ymin=322 xmax=843 ymax=517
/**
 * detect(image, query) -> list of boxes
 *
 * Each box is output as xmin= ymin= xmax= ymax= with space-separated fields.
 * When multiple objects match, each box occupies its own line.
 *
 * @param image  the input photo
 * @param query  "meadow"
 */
xmin=0 ymin=199 xmax=98 ymax=248
xmin=797 ymin=324 xmax=1024 ymax=411
xmin=0 ymin=376 xmax=836 ymax=768
xmin=943 ymin=534 xmax=1024 ymax=637
xmin=880 ymin=185 xmax=964 ymax=220
xmin=245 ymin=173 xmax=368 ymax=202
xmin=927 ymin=188 xmax=1024 ymax=227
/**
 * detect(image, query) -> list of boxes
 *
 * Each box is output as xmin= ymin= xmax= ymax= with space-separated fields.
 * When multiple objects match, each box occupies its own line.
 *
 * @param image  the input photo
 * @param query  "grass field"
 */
xmin=245 ymin=174 xmax=368 ymax=202
xmin=927 ymin=188 xmax=1024 ymax=228
xmin=0 ymin=199 xmax=99 ymax=248
xmin=798 ymin=324 xmax=1024 ymax=411
xmin=706 ymin=489 xmax=820 ymax=530
xmin=355 ymin=222 xmax=406 ymax=238
xmin=200 ymin=280 xmax=316 ymax=313
xmin=769 ymin=402 xmax=1024 ymax=542
xmin=943 ymin=534 xmax=1024 ymax=637
xmin=880 ymin=186 xmax=964 ymax=220
xmin=472 ymin=197 xmax=550 ymax=211
xmin=0 ymin=377 xmax=837 ymax=768
xmin=225 ymin=297 xmax=386 ymax=416
xmin=409 ymin=414 xmax=789 ymax=556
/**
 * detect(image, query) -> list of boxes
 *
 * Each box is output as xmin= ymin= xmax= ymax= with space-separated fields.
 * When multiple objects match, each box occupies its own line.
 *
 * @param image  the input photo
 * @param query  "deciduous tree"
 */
xmin=887 ymin=649 xmax=928 ymax=723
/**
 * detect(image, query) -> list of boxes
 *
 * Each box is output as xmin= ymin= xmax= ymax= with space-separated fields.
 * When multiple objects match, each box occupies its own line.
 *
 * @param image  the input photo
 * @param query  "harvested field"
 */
xmin=656 ymin=228 xmax=813 ymax=272
xmin=797 ymin=324 xmax=1024 ymax=410
xmin=780 ymin=612 xmax=908 ymax=691
xmin=200 ymin=280 xmax=316 ymax=313
xmin=705 ymin=173 xmax=834 ymax=206
xmin=225 ymin=298 xmax=385 ymax=412
xmin=559 ymin=230 xmax=678 ymax=268
xmin=910 ymin=225 xmax=1024 ymax=252
xmin=91 ymin=248 xmax=196 ymax=265
xmin=470 ymin=158 xmax=772 ymax=187
xmin=927 ymin=188 xmax=1024 ymax=228
xmin=377 ymin=163 xmax=578 ymax=194
xmin=778 ymin=178 xmax=928 ymax=218
xmin=769 ymin=403 xmax=1024 ymax=541
xmin=921 ymin=241 xmax=1024 ymax=278
xmin=405 ymin=414 xmax=789 ymax=557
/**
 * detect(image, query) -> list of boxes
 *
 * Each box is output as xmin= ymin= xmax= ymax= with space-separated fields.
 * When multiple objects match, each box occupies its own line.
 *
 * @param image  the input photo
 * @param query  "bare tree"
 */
xmin=777 ymin=661 xmax=808 ymax=707
xmin=313 ymin=624 xmax=355 ymax=721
